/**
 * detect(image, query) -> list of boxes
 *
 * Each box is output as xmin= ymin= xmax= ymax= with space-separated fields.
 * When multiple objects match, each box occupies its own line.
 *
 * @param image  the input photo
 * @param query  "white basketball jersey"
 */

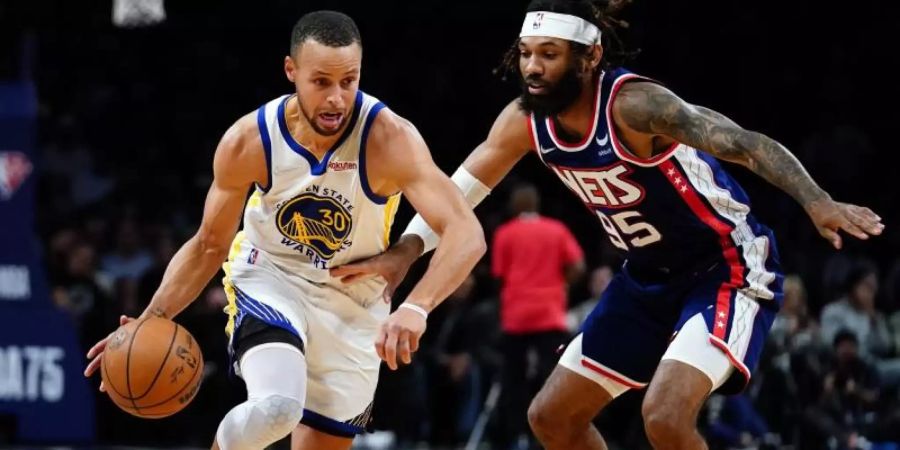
xmin=225 ymin=90 xmax=400 ymax=302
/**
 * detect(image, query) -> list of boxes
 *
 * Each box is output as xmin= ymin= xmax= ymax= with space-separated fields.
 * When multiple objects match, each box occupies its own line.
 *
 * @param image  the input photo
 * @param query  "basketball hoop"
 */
xmin=112 ymin=0 xmax=166 ymax=28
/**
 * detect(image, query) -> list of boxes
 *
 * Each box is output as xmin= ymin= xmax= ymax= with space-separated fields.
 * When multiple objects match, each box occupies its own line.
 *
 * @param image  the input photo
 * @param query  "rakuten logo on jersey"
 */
xmin=550 ymin=162 xmax=645 ymax=208
xmin=327 ymin=161 xmax=357 ymax=171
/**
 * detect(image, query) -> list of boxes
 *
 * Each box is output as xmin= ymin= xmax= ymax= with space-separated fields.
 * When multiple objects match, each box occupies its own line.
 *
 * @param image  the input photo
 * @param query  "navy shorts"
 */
xmin=578 ymin=252 xmax=783 ymax=395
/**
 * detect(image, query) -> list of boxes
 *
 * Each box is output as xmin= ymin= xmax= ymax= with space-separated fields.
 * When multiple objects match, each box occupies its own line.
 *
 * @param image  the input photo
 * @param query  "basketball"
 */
xmin=100 ymin=316 xmax=204 ymax=419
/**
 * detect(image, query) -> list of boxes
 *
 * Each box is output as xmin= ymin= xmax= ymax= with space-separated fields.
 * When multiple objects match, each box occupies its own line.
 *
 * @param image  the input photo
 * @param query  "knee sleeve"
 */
xmin=216 ymin=343 xmax=307 ymax=450
xmin=216 ymin=394 xmax=303 ymax=450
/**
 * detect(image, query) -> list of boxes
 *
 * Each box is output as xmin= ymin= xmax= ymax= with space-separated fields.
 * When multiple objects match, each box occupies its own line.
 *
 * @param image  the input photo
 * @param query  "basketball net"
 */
xmin=112 ymin=0 xmax=166 ymax=28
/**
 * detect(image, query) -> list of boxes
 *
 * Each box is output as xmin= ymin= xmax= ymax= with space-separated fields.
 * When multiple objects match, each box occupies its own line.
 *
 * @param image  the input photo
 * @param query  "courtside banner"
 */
xmin=0 ymin=82 xmax=95 ymax=443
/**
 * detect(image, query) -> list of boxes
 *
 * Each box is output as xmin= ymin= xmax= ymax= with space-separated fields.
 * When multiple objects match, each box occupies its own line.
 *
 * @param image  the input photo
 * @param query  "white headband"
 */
xmin=519 ymin=11 xmax=601 ymax=46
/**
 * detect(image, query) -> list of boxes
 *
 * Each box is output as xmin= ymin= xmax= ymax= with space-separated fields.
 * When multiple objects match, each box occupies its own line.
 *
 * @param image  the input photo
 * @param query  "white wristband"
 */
xmin=403 ymin=214 xmax=441 ymax=256
xmin=402 ymin=166 xmax=491 ymax=255
xmin=398 ymin=303 xmax=429 ymax=320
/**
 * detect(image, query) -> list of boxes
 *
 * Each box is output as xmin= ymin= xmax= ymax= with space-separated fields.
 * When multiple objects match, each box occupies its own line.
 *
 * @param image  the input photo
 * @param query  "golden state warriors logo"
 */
xmin=276 ymin=193 xmax=352 ymax=260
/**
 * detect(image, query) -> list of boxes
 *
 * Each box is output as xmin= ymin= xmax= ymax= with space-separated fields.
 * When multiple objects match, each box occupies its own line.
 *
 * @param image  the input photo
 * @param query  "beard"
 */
xmin=517 ymin=64 xmax=584 ymax=117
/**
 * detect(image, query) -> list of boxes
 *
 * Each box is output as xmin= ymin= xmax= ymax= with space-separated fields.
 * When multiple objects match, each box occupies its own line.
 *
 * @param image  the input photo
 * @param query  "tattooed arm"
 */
xmin=613 ymin=81 xmax=884 ymax=249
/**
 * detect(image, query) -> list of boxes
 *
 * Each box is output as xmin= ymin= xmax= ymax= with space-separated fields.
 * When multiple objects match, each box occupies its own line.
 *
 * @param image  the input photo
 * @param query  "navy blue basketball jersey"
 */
xmin=529 ymin=67 xmax=779 ymax=301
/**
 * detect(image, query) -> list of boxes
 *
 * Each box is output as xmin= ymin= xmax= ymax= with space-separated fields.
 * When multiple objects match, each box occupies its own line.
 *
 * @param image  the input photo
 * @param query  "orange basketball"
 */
xmin=100 ymin=316 xmax=204 ymax=418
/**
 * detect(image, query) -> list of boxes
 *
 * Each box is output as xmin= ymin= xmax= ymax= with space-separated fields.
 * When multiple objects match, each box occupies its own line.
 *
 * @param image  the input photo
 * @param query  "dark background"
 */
xmin=1 ymin=0 xmax=898 ymax=448
xmin=4 ymin=0 xmax=897 ymax=278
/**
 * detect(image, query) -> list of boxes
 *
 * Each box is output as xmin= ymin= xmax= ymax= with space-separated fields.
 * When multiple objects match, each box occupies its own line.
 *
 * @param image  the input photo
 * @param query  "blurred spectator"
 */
xmin=81 ymin=215 xmax=112 ymax=251
xmin=491 ymin=183 xmax=585 ymax=449
xmin=52 ymin=242 xmax=112 ymax=347
xmin=755 ymin=275 xmax=820 ymax=441
xmin=567 ymin=265 xmax=613 ymax=334
xmin=771 ymin=274 xmax=820 ymax=354
xmin=47 ymin=227 xmax=82 ymax=279
xmin=53 ymin=242 xmax=100 ymax=318
xmin=821 ymin=254 xmax=857 ymax=305
xmin=42 ymin=116 xmax=89 ymax=179
xmin=820 ymin=261 xmax=891 ymax=356
xmin=885 ymin=261 xmax=900 ymax=358
xmin=42 ymin=115 xmax=114 ymax=211
xmin=422 ymin=273 xmax=497 ymax=446
xmin=138 ymin=232 xmax=178 ymax=304
xmin=820 ymin=260 xmax=900 ymax=386
xmin=705 ymin=393 xmax=776 ymax=450
xmin=802 ymin=330 xmax=899 ymax=450
xmin=101 ymin=218 xmax=154 ymax=282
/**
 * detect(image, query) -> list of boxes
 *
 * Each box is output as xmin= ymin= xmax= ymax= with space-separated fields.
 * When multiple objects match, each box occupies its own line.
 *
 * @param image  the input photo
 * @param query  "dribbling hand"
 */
xmin=84 ymin=315 xmax=134 ymax=392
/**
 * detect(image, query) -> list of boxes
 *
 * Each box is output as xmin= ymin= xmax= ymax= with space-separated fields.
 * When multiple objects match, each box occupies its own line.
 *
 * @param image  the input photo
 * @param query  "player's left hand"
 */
xmin=375 ymin=304 xmax=427 ymax=370
xmin=84 ymin=314 xmax=135 ymax=392
xmin=330 ymin=235 xmax=421 ymax=304
xmin=806 ymin=199 xmax=884 ymax=249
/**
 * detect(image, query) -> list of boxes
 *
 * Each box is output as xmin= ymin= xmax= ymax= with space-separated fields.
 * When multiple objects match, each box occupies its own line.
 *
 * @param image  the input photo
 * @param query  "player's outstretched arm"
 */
xmin=379 ymin=111 xmax=488 ymax=312
xmin=457 ymin=100 xmax=537 ymax=189
xmin=399 ymin=101 xmax=534 ymax=250
xmin=85 ymin=114 xmax=265 ymax=382
xmin=613 ymin=81 xmax=884 ymax=249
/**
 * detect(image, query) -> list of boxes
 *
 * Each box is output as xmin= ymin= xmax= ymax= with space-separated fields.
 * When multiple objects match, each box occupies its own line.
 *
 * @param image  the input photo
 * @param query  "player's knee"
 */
xmin=642 ymin=397 xmax=689 ymax=443
xmin=527 ymin=395 xmax=564 ymax=439
xmin=234 ymin=394 xmax=303 ymax=447
xmin=216 ymin=394 xmax=304 ymax=450
xmin=253 ymin=394 xmax=304 ymax=438
xmin=526 ymin=398 xmax=546 ymax=434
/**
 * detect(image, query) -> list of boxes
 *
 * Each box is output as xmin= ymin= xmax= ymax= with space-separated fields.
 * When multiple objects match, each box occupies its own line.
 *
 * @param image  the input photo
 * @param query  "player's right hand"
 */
xmin=84 ymin=315 xmax=134 ymax=391
xmin=330 ymin=234 xmax=423 ymax=303
xmin=375 ymin=304 xmax=427 ymax=370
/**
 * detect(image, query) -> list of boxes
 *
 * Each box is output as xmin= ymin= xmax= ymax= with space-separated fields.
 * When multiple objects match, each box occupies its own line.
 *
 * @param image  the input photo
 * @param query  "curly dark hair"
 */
xmin=495 ymin=0 xmax=638 ymax=79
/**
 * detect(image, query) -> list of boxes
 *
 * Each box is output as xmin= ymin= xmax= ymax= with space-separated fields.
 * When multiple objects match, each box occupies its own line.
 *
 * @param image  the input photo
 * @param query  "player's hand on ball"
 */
xmin=806 ymin=199 xmax=884 ymax=249
xmin=84 ymin=314 xmax=134 ymax=391
xmin=375 ymin=304 xmax=427 ymax=370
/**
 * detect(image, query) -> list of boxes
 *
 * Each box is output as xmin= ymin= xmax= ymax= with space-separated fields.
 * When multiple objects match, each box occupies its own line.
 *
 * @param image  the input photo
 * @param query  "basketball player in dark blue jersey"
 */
xmin=331 ymin=0 xmax=884 ymax=448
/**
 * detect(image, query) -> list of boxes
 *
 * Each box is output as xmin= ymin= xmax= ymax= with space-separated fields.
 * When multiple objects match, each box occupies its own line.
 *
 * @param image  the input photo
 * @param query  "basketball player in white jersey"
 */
xmin=334 ymin=0 xmax=884 ymax=449
xmin=83 ymin=11 xmax=485 ymax=450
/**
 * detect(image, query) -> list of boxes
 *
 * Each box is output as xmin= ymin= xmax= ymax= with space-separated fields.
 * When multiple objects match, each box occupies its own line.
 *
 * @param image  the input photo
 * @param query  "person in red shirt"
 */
xmin=492 ymin=183 xmax=585 ymax=448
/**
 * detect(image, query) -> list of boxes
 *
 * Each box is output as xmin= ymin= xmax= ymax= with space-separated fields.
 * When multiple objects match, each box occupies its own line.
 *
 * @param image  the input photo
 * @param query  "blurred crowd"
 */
xmin=43 ymin=179 xmax=900 ymax=449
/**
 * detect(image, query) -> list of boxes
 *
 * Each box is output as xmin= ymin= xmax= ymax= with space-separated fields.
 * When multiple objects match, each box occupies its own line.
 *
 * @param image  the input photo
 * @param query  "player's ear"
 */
xmin=589 ymin=44 xmax=603 ymax=70
xmin=284 ymin=55 xmax=297 ymax=83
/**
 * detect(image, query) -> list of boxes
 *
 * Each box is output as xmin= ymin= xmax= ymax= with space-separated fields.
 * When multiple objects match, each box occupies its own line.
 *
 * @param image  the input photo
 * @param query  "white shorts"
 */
xmin=559 ymin=313 xmax=734 ymax=399
xmin=223 ymin=240 xmax=389 ymax=435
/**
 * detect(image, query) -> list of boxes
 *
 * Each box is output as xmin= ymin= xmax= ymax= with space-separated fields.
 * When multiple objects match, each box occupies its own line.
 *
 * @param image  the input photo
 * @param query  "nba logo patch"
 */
xmin=247 ymin=248 xmax=259 ymax=265
xmin=0 ymin=151 xmax=33 ymax=200
xmin=533 ymin=12 xmax=544 ymax=29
